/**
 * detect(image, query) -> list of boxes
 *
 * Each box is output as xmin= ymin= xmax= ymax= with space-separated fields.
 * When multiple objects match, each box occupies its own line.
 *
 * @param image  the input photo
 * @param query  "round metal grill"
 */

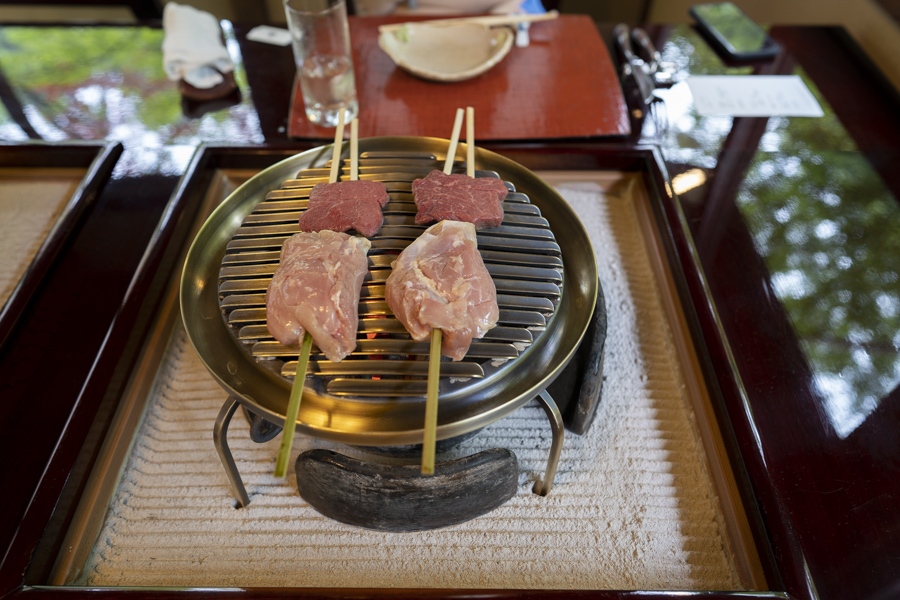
xmin=181 ymin=137 xmax=597 ymax=447
xmin=219 ymin=151 xmax=563 ymax=398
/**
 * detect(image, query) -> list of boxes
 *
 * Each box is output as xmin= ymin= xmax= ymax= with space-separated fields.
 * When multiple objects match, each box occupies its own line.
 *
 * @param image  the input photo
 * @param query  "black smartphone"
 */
xmin=689 ymin=2 xmax=780 ymax=60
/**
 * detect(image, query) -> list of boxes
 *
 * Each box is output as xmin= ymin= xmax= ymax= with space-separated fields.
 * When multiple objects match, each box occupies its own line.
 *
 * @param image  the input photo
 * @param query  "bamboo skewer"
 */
xmin=422 ymin=107 xmax=467 ymax=475
xmin=442 ymin=107 xmax=465 ymax=174
xmin=274 ymin=331 xmax=312 ymax=477
xmin=350 ymin=117 xmax=359 ymax=182
xmin=328 ymin=111 xmax=347 ymax=184
xmin=466 ymin=106 xmax=475 ymax=178
xmin=422 ymin=327 xmax=442 ymax=475
xmin=275 ymin=108 xmax=349 ymax=478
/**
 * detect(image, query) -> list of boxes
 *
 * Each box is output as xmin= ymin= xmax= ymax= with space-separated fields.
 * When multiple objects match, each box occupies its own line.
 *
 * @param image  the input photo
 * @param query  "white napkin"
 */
xmin=162 ymin=2 xmax=234 ymax=89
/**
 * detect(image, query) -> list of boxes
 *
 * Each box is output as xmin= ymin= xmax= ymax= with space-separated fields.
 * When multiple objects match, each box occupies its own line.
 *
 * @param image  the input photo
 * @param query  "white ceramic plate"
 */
xmin=378 ymin=22 xmax=514 ymax=82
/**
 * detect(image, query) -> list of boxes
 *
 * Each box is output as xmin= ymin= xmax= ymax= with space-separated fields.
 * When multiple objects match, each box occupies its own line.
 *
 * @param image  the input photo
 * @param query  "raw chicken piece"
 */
xmin=412 ymin=169 xmax=508 ymax=229
xmin=298 ymin=179 xmax=390 ymax=238
xmin=266 ymin=230 xmax=371 ymax=362
xmin=385 ymin=220 xmax=498 ymax=361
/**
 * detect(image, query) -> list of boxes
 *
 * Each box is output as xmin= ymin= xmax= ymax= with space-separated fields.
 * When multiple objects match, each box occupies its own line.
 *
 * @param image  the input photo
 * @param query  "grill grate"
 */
xmin=217 ymin=152 xmax=563 ymax=398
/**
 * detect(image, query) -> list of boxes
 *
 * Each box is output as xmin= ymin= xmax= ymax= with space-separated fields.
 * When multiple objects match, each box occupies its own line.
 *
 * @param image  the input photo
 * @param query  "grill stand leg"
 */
xmin=533 ymin=390 xmax=564 ymax=496
xmin=214 ymin=396 xmax=251 ymax=508
xmin=215 ymin=392 xmax=561 ymax=503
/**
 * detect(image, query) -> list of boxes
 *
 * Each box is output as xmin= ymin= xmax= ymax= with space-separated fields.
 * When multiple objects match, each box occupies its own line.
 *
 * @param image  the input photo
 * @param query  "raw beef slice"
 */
xmin=412 ymin=169 xmax=508 ymax=229
xmin=298 ymin=179 xmax=389 ymax=238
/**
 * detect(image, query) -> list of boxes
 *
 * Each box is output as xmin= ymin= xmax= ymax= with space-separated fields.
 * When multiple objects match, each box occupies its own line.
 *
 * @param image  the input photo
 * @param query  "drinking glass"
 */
xmin=284 ymin=0 xmax=359 ymax=127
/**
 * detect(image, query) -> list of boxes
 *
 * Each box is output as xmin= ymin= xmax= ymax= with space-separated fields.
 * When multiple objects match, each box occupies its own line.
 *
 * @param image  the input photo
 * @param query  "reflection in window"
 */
xmin=654 ymin=25 xmax=755 ymax=167
xmin=736 ymin=151 xmax=900 ymax=438
xmin=655 ymin=26 xmax=898 ymax=437
xmin=656 ymin=26 xmax=857 ymax=169
xmin=0 ymin=24 xmax=264 ymax=174
xmin=0 ymin=102 xmax=27 ymax=140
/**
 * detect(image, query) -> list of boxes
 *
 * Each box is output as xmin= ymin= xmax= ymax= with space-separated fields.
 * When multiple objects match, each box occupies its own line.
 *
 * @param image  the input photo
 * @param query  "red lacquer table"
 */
xmin=288 ymin=15 xmax=630 ymax=141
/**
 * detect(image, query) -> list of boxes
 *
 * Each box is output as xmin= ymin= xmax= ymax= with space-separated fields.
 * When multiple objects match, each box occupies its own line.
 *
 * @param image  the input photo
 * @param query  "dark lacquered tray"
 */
xmin=0 ymin=141 xmax=121 ymax=349
xmin=5 ymin=143 xmax=788 ymax=599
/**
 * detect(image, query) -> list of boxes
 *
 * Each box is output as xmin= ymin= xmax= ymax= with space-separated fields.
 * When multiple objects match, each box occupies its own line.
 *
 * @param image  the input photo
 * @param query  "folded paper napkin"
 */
xmin=162 ymin=2 xmax=234 ymax=90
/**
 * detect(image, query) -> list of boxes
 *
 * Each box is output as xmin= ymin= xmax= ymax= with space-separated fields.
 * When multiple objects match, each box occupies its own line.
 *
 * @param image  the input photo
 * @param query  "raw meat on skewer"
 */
xmin=268 ymin=111 xmax=370 ymax=478
xmin=412 ymin=170 xmax=508 ymax=229
xmin=411 ymin=107 xmax=508 ymax=229
xmin=393 ymin=106 xmax=499 ymax=475
xmin=385 ymin=219 xmax=498 ymax=361
xmin=266 ymin=229 xmax=371 ymax=362
xmin=298 ymin=179 xmax=389 ymax=238
xmin=297 ymin=113 xmax=389 ymax=238
xmin=268 ymin=114 xmax=370 ymax=362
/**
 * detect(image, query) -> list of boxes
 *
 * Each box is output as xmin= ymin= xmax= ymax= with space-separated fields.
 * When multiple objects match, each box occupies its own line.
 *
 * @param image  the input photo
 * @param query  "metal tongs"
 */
xmin=614 ymin=24 xmax=669 ymax=137
xmin=614 ymin=24 xmax=661 ymax=104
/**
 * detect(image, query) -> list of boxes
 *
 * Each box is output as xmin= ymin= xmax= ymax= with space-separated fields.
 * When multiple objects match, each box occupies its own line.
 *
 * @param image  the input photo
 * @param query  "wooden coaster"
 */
xmin=179 ymin=70 xmax=237 ymax=101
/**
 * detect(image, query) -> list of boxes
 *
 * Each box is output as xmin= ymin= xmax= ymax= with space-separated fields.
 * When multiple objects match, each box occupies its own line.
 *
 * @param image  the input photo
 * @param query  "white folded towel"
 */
xmin=162 ymin=2 xmax=234 ymax=89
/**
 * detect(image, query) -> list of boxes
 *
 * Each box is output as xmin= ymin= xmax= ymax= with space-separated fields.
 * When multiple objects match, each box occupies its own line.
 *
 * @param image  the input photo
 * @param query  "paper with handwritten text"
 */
xmin=687 ymin=75 xmax=824 ymax=117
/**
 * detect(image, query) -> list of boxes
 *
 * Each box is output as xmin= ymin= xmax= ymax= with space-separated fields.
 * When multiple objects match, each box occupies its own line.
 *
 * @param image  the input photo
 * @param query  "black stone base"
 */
xmin=295 ymin=448 xmax=518 ymax=531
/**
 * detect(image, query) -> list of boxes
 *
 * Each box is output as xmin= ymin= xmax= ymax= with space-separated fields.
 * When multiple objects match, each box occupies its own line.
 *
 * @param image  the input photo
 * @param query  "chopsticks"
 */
xmin=378 ymin=10 xmax=558 ymax=34
xmin=422 ymin=106 xmax=470 ymax=475
xmin=275 ymin=108 xmax=352 ymax=478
